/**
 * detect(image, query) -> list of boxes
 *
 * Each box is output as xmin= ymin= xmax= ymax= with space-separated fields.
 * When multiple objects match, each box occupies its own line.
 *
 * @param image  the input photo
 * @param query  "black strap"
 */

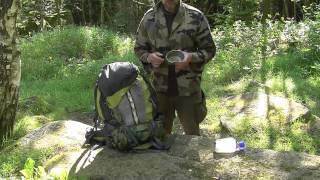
xmin=85 ymin=128 xmax=106 ymax=146
xmin=150 ymin=114 xmax=171 ymax=150
xmin=84 ymin=122 xmax=115 ymax=146
xmin=99 ymin=96 xmax=113 ymax=124
xmin=167 ymin=64 xmax=178 ymax=96
xmin=93 ymin=113 xmax=99 ymax=130
xmin=93 ymin=86 xmax=100 ymax=128
xmin=94 ymin=85 xmax=117 ymax=126
xmin=151 ymin=137 xmax=170 ymax=150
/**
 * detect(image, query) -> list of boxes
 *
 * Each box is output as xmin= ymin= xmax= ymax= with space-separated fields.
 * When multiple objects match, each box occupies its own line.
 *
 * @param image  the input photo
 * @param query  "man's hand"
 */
xmin=147 ymin=52 xmax=165 ymax=68
xmin=175 ymin=51 xmax=192 ymax=72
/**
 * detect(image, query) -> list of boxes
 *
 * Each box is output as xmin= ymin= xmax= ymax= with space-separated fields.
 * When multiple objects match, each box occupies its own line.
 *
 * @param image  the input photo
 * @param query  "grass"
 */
xmin=203 ymin=28 xmax=320 ymax=154
xmin=1 ymin=22 xmax=320 ymax=177
xmin=0 ymin=146 xmax=54 ymax=177
xmin=19 ymin=26 xmax=139 ymax=117
xmin=201 ymin=46 xmax=320 ymax=154
xmin=1 ymin=27 xmax=139 ymax=177
xmin=201 ymin=19 xmax=320 ymax=154
xmin=263 ymin=52 xmax=320 ymax=116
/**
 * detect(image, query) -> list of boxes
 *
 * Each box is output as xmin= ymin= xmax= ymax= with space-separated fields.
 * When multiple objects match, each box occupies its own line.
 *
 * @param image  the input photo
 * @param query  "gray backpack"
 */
xmin=85 ymin=62 xmax=169 ymax=151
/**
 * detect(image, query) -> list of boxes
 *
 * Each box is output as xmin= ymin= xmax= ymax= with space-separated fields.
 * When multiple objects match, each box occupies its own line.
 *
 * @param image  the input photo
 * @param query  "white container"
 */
xmin=214 ymin=137 xmax=238 ymax=153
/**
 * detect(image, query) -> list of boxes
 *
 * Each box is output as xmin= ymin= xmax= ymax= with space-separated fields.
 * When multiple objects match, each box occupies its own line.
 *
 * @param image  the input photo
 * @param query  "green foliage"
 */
xmin=0 ymin=147 xmax=53 ymax=177
xmin=183 ymin=0 xmax=260 ymax=26
xmin=4 ymin=13 xmax=319 ymax=177
xmin=233 ymin=116 xmax=319 ymax=154
xmin=218 ymin=0 xmax=259 ymax=24
xmin=203 ymin=10 xmax=320 ymax=154
xmin=211 ymin=20 xmax=263 ymax=83
xmin=0 ymin=26 xmax=140 ymax=178
xmin=110 ymin=0 xmax=152 ymax=32
xmin=0 ymin=115 xmax=51 ymax=149
xmin=20 ymin=158 xmax=36 ymax=179
xmin=17 ymin=0 xmax=70 ymax=34
xmin=212 ymin=14 xmax=320 ymax=84
xmin=20 ymin=158 xmax=46 ymax=179
xmin=19 ymin=26 xmax=139 ymax=119
xmin=17 ymin=0 xmax=153 ymax=34
xmin=20 ymin=26 xmax=120 ymax=81
xmin=17 ymin=0 xmax=320 ymax=35
xmin=306 ymin=5 xmax=320 ymax=64
xmin=19 ymin=96 xmax=53 ymax=115
xmin=263 ymin=54 xmax=320 ymax=116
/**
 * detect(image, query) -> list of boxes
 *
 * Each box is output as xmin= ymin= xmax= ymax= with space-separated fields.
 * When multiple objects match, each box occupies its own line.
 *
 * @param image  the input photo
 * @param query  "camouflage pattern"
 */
xmin=134 ymin=0 xmax=216 ymax=96
xmin=157 ymin=89 xmax=206 ymax=135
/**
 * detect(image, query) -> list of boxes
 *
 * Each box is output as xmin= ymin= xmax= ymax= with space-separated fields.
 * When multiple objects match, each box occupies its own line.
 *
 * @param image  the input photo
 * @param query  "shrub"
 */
xmin=20 ymin=26 xmax=121 ymax=81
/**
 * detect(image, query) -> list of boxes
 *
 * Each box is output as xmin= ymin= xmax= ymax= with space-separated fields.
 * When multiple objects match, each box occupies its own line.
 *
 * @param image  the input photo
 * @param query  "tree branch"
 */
xmin=132 ymin=0 xmax=152 ymax=7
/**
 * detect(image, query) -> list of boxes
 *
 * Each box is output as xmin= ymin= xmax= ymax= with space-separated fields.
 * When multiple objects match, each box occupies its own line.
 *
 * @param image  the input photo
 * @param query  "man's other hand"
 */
xmin=147 ymin=52 xmax=165 ymax=68
xmin=175 ymin=51 xmax=192 ymax=72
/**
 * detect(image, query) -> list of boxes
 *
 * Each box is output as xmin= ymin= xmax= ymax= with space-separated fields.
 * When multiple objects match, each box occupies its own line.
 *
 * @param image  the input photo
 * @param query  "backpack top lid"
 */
xmin=98 ymin=62 xmax=139 ymax=97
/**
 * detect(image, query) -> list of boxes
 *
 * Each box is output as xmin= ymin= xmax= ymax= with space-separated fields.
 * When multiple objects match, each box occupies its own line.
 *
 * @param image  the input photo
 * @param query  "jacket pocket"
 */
xmin=196 ymin=90 xmax=207 ymax=124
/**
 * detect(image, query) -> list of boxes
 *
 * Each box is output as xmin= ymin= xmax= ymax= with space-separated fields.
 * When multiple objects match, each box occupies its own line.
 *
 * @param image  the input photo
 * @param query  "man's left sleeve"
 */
xmin=134 ymin=16 xmax=151 ymax=64
xmin=191 ymin=15 xmax=216 ymax=64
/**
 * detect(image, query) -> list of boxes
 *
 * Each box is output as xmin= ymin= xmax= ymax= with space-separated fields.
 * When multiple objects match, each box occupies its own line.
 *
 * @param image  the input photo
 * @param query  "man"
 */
xmin=134 ymin=0 xmax=216 ymax=135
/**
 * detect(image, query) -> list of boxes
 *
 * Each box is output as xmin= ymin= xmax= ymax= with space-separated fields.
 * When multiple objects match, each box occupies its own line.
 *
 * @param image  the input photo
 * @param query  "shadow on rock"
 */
xmin=67 ymin=135 xmax=214 ymax=180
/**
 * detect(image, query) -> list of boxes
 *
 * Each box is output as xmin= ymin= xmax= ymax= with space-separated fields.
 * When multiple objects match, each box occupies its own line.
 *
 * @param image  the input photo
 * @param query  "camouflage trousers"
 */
xmin=157 ymin=90 xmax=207 ymax=135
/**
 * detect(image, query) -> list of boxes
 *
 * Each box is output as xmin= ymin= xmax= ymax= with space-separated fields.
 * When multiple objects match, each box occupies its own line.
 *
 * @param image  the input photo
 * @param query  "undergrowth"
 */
xmin=1 ymin=15 xmax=320 ymax=176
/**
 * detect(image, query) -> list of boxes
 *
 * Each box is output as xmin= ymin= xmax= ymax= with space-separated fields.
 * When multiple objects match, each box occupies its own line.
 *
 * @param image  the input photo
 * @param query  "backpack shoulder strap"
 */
xmin=139 ymin=72 xmax=158 ymax=112
xmin=94 ymin=85 xmax=113 ymax=124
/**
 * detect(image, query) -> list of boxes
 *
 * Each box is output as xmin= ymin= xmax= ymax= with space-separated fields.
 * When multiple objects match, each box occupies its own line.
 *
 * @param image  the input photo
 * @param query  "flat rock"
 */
xmin=19 ymin=120 xmax=320 ymax=179
xmin=220 ymin=92 xmax=310 ymax=133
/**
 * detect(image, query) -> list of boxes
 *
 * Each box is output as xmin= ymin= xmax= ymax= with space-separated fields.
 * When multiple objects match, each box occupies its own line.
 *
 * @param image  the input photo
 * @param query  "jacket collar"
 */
xmin=154 ymin=1 xmax=186 ymax=37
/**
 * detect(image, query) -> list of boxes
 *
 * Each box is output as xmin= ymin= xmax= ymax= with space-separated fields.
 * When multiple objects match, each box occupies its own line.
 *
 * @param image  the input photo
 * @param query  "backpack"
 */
xmin=85 ymin=62 xmax=169 ymax=151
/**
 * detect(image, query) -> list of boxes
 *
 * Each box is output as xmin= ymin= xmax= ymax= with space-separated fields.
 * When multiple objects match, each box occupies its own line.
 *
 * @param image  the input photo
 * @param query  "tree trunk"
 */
xmin=39 ymin=0 xmax=46 ymax=31
xmin=262 ymin=0 xmax=271 ymax=20
xmin=81 ymin=0 xmax=86 ymax=25
xmin=100 ymin=0 xmax=105 ymax=25
xmin=0 ymin=0 xmax=20 ymax=145
xmin=88 ymin=0 xmax=93 ymax=25
xmin=283 ymin=0 xmax=289 ymax=19
xmin=293 ymin=0 xmax=296 ymax=20
xmin=56 ymin=0 xmax=62 ymax=27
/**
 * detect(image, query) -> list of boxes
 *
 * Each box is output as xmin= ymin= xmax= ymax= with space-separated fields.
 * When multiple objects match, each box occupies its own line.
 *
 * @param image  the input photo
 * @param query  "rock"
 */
xmin=19 ymin=120 xmax=320 ymax=179
xmin=19 ymin=96 xmax=52 ymax=114
xmin=308 ymin=115 xmax=320 ymax=135
xmin=19 ymin=120 xmax=91 ymax=149
xmin=220 ymin=92 xmax=310 ymax=134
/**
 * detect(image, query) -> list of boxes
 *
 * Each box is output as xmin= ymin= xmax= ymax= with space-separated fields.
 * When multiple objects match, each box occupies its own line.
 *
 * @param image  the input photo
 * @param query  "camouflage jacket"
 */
xmin=134 ymin=1 xmax=216 ymax=96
